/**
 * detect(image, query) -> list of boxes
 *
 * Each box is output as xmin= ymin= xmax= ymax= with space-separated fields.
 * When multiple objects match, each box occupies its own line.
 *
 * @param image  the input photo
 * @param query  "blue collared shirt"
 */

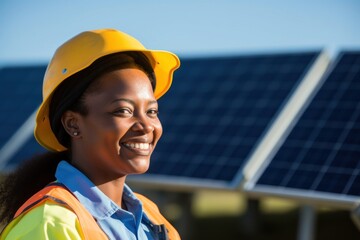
xmin=55 ymin=161 xmax=154 ymax=240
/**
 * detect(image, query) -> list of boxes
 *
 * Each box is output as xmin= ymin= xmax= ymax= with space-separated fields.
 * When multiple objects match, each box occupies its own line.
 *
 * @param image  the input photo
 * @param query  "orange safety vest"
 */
xmin=14 ymin=183 xmax=180 ymax=240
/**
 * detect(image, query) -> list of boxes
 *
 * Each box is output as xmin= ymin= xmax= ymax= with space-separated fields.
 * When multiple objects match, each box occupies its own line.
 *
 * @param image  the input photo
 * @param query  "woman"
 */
xmin=0 ymin=28 xmax=181 ymax=239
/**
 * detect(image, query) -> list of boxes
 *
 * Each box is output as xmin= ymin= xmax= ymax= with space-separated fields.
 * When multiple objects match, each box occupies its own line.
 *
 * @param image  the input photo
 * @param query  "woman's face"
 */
xmin=72 ymin=68 xmax=162 ymax=181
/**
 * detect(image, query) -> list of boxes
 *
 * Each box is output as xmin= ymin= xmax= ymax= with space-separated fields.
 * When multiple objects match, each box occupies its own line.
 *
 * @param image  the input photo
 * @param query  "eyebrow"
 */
xmin=111 ymin=98 xmax=158 ymax=106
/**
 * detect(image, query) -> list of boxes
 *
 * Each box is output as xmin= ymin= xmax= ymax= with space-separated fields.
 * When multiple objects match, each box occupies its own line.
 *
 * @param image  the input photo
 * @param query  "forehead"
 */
xmin=90 ymin=68 xmax=155 ymax=100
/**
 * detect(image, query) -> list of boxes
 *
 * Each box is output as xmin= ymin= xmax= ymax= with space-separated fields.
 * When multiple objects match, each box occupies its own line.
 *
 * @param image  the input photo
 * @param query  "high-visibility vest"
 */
xmin=13 ymin=183 xmax=181 ymax=240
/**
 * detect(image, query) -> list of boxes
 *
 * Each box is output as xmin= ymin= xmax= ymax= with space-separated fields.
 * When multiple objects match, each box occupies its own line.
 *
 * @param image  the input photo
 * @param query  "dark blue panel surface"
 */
xmin=256 ymin=51 xmax=360 ymax=196
xmin=0 ymin=66 xmax=46 ymax=169
xmin=145 ymin=52 xmax=320 ymax=182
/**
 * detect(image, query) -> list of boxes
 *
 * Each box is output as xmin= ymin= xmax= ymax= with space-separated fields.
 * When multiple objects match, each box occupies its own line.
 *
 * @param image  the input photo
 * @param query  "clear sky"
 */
xmin=0 ymin=0 xmax=359 ymax=65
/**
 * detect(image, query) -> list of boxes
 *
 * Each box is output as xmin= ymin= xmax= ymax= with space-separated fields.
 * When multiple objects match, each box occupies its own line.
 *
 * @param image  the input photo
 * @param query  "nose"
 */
xmin=131 ymin=116 xmax=154 ymax=133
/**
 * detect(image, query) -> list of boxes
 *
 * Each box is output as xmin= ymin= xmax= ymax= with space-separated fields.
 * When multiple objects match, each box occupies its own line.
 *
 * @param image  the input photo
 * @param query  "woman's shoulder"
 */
xmin=0 ymin=200 xmax=83 ymax=240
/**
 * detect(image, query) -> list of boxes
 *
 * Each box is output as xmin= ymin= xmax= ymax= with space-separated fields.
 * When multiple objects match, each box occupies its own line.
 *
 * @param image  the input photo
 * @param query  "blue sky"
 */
xmin=0 ymin=0 xmax=359 ymax=65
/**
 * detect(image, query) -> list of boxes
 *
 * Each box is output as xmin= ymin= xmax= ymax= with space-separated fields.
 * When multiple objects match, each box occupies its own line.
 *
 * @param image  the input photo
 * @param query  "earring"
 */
xmin=73 ymin=132 xmax=78 ymax=136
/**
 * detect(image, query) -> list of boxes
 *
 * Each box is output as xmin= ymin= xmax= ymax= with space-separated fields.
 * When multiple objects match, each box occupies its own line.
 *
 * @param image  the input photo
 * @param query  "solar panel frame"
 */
xmin=128 ymin=51 xmax=330 ymax=191
xmin=243 ymin=51 xmax=360 ymax=209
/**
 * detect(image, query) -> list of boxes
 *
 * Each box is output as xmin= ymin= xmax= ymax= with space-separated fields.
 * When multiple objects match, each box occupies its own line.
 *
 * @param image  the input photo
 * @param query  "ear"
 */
xmin=61 ymin=110 xmax=82 ymax=138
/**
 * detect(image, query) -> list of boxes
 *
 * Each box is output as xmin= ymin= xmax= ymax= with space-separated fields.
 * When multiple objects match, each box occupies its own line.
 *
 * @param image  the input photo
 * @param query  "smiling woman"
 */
xmin=0 ymin=29 xmax=180 ymax=239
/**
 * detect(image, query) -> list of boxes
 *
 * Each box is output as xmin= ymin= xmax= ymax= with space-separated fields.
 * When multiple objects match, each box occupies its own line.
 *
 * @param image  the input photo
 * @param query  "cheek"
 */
xmin=82 ymin=117 xmax=126 ymax=144
xmin=153 ymin=120 xmax=163 ymax=142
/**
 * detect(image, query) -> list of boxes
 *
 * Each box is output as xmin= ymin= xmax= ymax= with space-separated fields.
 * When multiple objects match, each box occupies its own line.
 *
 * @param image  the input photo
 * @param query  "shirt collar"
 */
xmin=55 ymin=160 xmax=142 ymax=220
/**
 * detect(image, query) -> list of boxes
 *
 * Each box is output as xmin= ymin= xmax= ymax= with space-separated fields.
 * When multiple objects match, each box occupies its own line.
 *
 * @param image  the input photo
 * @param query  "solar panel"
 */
xmin=244 ymin=51 xmax=360 ymax=208
xmin=0 ymin=66 xmax=44 ymax=145
xmin=0 ymin=66 xmax=46 ymax=171
xmin=129 ymin=51 xmax=329 ymax=189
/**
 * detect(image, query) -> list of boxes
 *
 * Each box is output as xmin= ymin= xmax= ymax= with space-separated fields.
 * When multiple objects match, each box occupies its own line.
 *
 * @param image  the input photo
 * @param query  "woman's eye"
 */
xmin=113 ymin=108 xmax=132 ymax=116
xmin=147 ymin=109 xmax=159 ymax=117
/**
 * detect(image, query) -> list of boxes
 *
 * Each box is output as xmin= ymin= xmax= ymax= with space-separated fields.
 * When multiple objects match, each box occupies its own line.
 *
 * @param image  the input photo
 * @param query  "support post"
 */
xmin=240 ymin=198 xmax=261 ymax=236
xmin=297 ymin=205 xmax=316 ymax=240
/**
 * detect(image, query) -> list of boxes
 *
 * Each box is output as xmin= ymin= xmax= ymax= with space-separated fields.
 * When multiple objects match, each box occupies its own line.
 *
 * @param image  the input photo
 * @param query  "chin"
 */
xmin=128 ymin=168 xmax=149 ymax=176
xmin=129 ymin=160 xmax=150 ymax=174
xmin=136 ymin=164 xmax=150 ymax=174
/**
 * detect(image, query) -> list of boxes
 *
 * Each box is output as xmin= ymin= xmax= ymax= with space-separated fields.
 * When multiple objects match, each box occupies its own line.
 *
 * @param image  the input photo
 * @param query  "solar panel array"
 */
xmin=3 ymin=51 xmax=358 ymax=209
xmin=245 ymin=51 xmax=360 ymax=207
xmin=130 ymin=52 xmax=324 ymax=188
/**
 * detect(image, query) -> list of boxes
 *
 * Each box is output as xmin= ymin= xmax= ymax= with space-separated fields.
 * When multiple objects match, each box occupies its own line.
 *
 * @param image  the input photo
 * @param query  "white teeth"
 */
xmin=124 ymin=143 xmax=150 ymax=150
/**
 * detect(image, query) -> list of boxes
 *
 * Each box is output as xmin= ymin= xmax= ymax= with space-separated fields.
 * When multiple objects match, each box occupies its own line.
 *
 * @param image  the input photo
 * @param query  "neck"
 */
xmin=70 ymin=155 xmax=127 ymax=208
xmin=96 ymin=178 xmax=126 ymax=207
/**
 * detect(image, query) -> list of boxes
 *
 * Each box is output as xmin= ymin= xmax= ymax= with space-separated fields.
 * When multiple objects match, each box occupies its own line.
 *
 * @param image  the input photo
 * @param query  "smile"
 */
xmin=123 ymin=142 xmax=150 ymax=150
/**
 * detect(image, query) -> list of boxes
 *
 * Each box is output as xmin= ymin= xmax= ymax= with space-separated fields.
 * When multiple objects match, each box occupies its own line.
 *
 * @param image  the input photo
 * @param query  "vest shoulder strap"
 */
xmin=15 ymin=183 xmax=108 ymax=240
xmin=135 ymin=193 xmax=181 ymax=240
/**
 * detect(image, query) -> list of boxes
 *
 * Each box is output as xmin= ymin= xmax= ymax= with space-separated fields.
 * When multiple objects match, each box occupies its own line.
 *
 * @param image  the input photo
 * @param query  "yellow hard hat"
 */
xmin=34 ymin=28 xmax=180 ymax=152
